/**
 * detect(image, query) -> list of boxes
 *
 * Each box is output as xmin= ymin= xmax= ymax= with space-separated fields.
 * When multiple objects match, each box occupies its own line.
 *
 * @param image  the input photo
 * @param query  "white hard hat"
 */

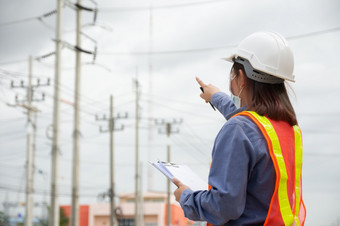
xmin=223 ymin=32 xmax=295 ymax=83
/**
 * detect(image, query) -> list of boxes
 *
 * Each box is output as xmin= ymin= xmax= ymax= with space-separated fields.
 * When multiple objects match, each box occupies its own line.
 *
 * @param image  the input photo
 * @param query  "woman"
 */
xmin=173 ymin=32 xmax=306 ymax=225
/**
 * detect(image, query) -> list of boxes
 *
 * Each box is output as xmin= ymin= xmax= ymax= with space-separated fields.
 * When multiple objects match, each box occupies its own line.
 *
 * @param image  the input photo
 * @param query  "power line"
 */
xmin=0 ymin=9 xmax=57 ymax=27
xmin=100 ymin=26 xmax=340 ymax=56
xmin=1 ymin=67 xmax=132 ymax=112
xmin=304 ymin=152 xmax=340 ymax=157
xmin=0 ymin=68 xmax=114 ymax=115
xmin=1 ymin=26 xmax=339 ymax=65
xmin=0 ymin=59 xmax=27 ymax=66
xmin=0 ymin=0 xmax=229 ymax=28
xmin=100 ymin=44 xmax=236 ymax=55
xmin=0 ymin=184 xmax=100 ymax=197
xmin=286 ymin=27 xmax=340 ymax=40
xmin=99 ymin=0 xmax=232 ymax=12
xmin=0 ymin=16 xmax=39 ymax=27
xmin=140 ymin=91 xmax=208 ymax=107
xmin=140 ymin=98 xmax=217 ymax=120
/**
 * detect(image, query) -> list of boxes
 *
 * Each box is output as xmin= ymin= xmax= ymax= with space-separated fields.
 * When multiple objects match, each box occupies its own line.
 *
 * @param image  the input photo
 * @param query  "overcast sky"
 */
xmin=0 ymin=0 xmax=340 ymax=225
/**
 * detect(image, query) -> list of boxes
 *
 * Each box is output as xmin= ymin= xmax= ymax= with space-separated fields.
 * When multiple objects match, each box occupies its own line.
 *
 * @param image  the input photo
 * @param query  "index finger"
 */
xmin=172 ymin=178 xmax=182 ymax=187
xmin=196 ymin=77 xmax=207 ymax=87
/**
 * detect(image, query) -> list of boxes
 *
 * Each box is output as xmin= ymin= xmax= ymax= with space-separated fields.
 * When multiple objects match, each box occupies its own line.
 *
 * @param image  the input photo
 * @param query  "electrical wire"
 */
xmin=0 ymin=0 xmax=229 ymax=28
xmin=99 ymin=0 xmax=233 ymax=12
xmin=0 ymin=16 xmax=39 ymax=27
xmin=140 ymin=98 xmax=217 ymax=120
xmin=170 ymin=135 xmax=210 ymax=164
xmin=0 ymin=183 xmax=100 ymax=198
xmin=2 ymin=26 xmax=339 ymax=67
xmin=0 ymin=59 xmax=27 ymax=66
xmin=287 ymin=27 xmax=340 ymax=40
xmin=181 ymin=122 xmax=214 ymax=148
xmin=0 ymin=9 xmax=57 ymax=27
xmin=99 ymin=44 xmax=236 ymax=55
xmin=140 ymin=91 xmax=205 ymax=107
xmin=0 ymin=68 xmax=121 ymax=115
xmin=100 ymin=26 xmax=340 ymax=56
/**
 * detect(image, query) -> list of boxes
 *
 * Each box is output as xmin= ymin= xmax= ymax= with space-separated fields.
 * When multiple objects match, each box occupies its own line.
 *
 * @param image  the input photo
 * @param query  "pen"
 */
xmin=200 ymin=87 xmax=216 ymax=111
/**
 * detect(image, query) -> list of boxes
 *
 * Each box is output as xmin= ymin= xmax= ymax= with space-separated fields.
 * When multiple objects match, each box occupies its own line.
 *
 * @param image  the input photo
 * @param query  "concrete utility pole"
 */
xmin=25 ymin=56 xmax=34 ymax=226
xmin=71 ymin=0 xmax=82 ymax=225
xmin=138 ymin=162 xmax=144 ymax=226
xmin=156 ymin=119 xmax=182 ymax=226
xmin=31 ymin=110 xmax=38 ymax=211
xmin=147 ymin=6 xmax=154 ymax=192
xmin=50 ymin=0 xmax=63 ymax=225
xmin=109 ymin=96 xmax=115 ymax=226
xmin=95 ymin=96 xmax=127 ymax=226
xmin=166 ymin=123 xmax=171 ymax=226
xmin=134 ymin=78 xmax=140 ymax=226
xmin=10 ymin=56 xmax=47 ymax=226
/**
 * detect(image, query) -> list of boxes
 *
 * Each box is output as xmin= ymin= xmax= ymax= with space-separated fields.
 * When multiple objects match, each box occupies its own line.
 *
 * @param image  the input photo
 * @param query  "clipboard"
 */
xmin=150 ymin=160 xmax=208 ymax=191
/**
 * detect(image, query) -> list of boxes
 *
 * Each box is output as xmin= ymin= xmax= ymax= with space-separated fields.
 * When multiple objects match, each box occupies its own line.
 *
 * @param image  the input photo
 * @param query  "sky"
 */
xmin=0 ymin=0 xmax=340 ymax=225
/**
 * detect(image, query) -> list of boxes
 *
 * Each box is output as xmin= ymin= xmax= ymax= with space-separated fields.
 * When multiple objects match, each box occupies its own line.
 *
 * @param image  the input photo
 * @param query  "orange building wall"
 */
xmin=164 ymin=204 xmax=192 ymax=226
xmin=60 ymin=205 xmax=89 ymax=226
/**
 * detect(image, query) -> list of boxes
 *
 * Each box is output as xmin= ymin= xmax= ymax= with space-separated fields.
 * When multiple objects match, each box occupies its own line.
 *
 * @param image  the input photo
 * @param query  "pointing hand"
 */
xmin=196 ymin=77 xmax=220 ymax=103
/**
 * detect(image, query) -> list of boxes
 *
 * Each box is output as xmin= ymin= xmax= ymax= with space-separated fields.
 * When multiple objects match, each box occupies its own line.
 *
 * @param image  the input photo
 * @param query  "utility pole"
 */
xmin=10 ymin=56 xmax=47 ymax=226
xmin=25 ymin=55 xmax=34 ymax=226
xmin=71 ymin=0 xmax=82 ymax=225
xmin=109 ymin=95 xmax=115 ymax=226
xmin=155 ymin=119 xmax=182 ymax=226
xmin=31 ymin=110 xmax=38 ymax=205
xmin=95 ymin=96 xmax=127 ymax=226
xmin=134 ymin=77 xmax=140 ymax=226
xmin=50 ymin=0 xmax=63 ymax=225
xmin=138 ymin=162 xmax=144 ymax=226
xmin=147 ymin=6 xmax=154 ymax=192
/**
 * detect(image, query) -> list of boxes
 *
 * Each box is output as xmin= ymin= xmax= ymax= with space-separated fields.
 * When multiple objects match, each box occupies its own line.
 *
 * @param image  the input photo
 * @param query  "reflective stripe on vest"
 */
xmin=235 ymin=111 xmax=305 ymax=226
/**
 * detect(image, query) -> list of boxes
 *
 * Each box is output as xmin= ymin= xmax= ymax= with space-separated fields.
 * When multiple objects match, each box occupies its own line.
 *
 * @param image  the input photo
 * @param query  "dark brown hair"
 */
xmin=233 ymin=62 xmax=298 ymax=126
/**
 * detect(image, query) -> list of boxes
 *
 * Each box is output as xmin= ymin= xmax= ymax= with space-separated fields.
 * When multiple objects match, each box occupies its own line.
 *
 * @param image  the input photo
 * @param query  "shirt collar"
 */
xmin=225 ymin=106 xmax=248 ymax=120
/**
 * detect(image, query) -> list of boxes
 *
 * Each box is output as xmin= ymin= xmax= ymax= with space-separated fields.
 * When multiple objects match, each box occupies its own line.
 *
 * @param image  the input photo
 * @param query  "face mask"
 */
xmin=230 ymin=93 xmax=241 ymax=109
xmin=230 ymin=87 xmax=243 ymax=108
xmin=230 ymin=74 xmax=244 ymax=109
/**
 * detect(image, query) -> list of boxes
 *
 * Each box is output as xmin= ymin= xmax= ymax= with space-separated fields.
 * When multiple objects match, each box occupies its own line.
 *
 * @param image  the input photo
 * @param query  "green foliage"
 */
xmin=0 ymin=211 xmax=10 ymax=226
xmin=59 ymin=208 xmax=69 ymax=226
xmin=37 ymin=206 xmax=69 ymax=226
xmin=38 ymin=218 xmax=48 ymax=226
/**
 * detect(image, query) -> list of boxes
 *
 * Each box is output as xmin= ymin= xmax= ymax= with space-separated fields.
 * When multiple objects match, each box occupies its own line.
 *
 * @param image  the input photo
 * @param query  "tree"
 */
xmin=38 ymin=206 xmax=69 ymax=226
xmin=59 ymin=208 xmax=69 ymax=226
xmin=0 ymin=211 xmax=10 ymax=226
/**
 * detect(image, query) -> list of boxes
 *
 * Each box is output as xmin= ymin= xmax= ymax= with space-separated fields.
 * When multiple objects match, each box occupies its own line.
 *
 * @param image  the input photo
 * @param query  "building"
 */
xmin=61 ymin=192 xmax=194 ymax=226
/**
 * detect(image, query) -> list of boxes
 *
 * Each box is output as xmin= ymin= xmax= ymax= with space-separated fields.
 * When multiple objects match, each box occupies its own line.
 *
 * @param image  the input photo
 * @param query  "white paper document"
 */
xmin=150 ymin=160 xmax=208 ymax=191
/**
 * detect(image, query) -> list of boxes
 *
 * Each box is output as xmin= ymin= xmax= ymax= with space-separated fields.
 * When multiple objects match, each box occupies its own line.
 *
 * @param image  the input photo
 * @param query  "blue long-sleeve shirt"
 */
xmin=179 ymin=92 xmax=276 ymax=225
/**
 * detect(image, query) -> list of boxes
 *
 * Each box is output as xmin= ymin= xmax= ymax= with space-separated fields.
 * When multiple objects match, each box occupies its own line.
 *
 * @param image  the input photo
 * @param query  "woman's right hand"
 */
xmin=196 ymin=77 xmax=220 ymax=103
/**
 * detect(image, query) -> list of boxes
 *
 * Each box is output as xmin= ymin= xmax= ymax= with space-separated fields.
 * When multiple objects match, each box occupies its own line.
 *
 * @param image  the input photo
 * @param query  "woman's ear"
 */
xmin=238 ymin=69 xmax=246 ymax=88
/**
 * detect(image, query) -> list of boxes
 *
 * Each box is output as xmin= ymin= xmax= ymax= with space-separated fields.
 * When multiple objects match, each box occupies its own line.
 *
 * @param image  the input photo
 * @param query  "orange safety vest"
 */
xmin=207 ymin=111 xmax=306 ymax=226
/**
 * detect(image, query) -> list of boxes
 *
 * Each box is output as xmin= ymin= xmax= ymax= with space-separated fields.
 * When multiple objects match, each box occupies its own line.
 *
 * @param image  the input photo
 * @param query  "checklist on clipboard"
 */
xmin=150 ymin=160 xmax=208 ymax=191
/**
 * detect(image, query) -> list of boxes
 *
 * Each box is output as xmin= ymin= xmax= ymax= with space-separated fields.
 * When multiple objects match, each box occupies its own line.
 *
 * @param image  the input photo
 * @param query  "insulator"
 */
xmin=43 ymin=9 xmax=57 ymax=18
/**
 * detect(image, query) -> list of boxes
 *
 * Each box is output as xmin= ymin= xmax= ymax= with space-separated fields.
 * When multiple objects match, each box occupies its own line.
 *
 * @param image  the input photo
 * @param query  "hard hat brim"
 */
xmin=221 ymin=55 xmax=235 ymax=63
